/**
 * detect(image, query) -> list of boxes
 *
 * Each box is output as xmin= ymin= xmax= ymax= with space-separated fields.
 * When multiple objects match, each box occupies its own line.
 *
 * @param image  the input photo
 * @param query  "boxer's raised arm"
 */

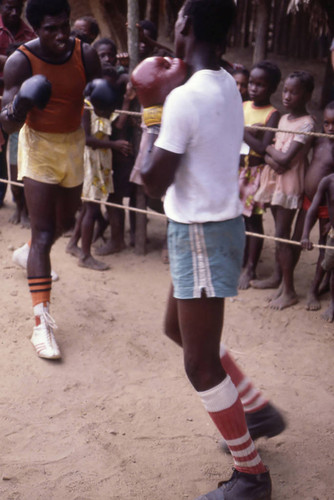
xmin=0 ymin=51 xmax=32 ymax=134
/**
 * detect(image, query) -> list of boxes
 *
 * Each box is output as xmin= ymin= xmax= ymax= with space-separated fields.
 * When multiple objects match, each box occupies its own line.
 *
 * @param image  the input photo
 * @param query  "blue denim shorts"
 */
xmin=168 ymin=216 xmax=245 ymax=299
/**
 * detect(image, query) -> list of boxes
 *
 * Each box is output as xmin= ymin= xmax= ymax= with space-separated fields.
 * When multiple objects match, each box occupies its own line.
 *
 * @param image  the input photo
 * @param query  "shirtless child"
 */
xmin=301 ymin=172 xmax=334 ymax=322
xmin=302 ymin=101 xmax=334 ymax=310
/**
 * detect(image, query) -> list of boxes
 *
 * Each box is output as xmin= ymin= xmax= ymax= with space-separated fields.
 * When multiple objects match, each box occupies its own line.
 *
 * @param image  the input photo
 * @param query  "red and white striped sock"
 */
xmin=198 ymin=376 xmax=266 ymax=474
xmin=220 ymin=344 xmax=268 ymax=414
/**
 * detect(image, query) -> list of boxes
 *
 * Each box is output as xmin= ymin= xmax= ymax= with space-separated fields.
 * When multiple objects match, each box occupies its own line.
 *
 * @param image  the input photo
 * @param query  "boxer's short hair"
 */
xmin=26 ymin=0 xmax=70 ymax=30
xmin=183 ymin=0 xmax=236 ymax=45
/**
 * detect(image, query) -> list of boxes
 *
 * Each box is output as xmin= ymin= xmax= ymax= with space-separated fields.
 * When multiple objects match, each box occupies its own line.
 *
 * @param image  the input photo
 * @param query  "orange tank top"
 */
xmin=18 ymin=38 xmax=86 ymax=133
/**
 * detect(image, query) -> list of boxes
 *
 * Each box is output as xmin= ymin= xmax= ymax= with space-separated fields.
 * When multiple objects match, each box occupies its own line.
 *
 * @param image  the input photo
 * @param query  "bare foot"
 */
xmin=266 ymin=283 xmax=283 ymax=303
xmin=251 ymin=275 xmax=281 ymax=289
xmin=78 ymin=255 xmax=110 ymax=271
xmin=238 ymin=268 xmax=255 ymax=290
xmin=269 ymin=291 xmax=298 ymax=310
xmin=66 ymin=243 xmax=82 ymax=258
xmin=305 ymin=292 xmax=321 ymax=311
xmin=95 ymin=240 xmax=126 ymax=256
xmin=321 ymin=303 xmax=334 ymax=322
xmin=8 ymin=209 xmax=20 ymax=225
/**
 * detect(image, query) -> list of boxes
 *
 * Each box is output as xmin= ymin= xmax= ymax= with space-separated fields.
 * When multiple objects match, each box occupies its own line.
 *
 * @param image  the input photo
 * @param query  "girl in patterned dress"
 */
xmin=238 ymin=61 xmax=281 ymax=289
xmin=66 ymin=72 xmax=119 ymax=270
xmin=253 ymin=71 xmax=315 ymax=310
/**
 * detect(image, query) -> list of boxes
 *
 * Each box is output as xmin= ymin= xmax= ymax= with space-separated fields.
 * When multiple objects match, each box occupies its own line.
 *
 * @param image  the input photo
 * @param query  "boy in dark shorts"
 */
xmin=141 ymin=1 xmax=285 ymax=498
xmin=301 ymin=173 xmax=334 ymax=322
xmin=301 ymin=104 xmax=334 ymax=323
xmin=301 ymin=101 xmax=334 ymax=311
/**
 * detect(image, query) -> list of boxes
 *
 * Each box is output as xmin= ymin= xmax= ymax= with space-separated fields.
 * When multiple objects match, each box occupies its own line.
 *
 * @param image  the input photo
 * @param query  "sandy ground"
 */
xmin=0 ymin=44 xmax=333 ymax=500
xmin=0 ymin=190 xmax=333 ymax=500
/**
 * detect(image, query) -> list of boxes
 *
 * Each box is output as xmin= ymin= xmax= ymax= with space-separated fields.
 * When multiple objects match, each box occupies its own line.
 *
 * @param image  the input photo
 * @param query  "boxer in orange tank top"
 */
xmin=0 ymin=0 xmax=104 ymax=360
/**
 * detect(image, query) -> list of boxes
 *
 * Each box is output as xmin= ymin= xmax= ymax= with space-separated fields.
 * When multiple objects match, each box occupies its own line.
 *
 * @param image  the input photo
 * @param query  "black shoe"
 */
xmin=246 ymin=402 xmax=286 ymax=440
xmin=195 ymin=468 xmax=272 ymax=500
xmin=221 ymin=403 xmax=286 ymax=453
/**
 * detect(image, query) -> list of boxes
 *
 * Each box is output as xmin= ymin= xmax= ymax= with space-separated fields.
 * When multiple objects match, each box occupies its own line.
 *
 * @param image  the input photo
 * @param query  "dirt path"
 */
xmin=0 ymin=193 xmax=333 ymax=500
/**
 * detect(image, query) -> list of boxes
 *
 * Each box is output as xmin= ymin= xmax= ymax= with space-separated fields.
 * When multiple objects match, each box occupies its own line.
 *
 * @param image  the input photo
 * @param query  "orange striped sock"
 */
xmin=199 ymin=376 xmax=267 ymax=474
xmin=28 ymin=276 xmax=52 ymax=325
xmin=220 ymin=344 xmax=268 ymax=413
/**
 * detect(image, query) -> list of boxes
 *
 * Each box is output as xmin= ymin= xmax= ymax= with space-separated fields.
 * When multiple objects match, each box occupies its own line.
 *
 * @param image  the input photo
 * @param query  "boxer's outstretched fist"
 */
xmin=13 ymin=74 xmax=52 ymax=117
xmin=84 ymin=79 xmax=118 ymax=113
xmin=131 ymin=56 xmax=188 ymax=108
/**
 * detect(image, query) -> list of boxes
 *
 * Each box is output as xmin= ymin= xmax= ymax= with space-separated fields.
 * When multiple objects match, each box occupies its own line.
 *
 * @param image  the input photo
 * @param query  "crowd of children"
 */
xmin=5 ymin=13 xmax=334 ymax=323
xmin=232 ymin=62 xmax=334 ymax=321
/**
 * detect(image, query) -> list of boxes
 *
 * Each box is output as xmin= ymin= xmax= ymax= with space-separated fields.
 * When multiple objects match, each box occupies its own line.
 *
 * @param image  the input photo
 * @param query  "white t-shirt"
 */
xmin=155 ymin=68 xmax=244 ymax=224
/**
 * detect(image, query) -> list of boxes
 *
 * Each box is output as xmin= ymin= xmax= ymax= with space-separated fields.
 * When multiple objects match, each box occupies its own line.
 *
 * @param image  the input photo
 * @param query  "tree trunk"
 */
xmin=252 ymin=0 xmax=270 ymax=63
xmin=127 ymin=0 xmax=140 ymax=72
xmin=90 ymin=0 xmax=127 ymax=50
xmin=320 ymin=54 xmax=334 ymax=109
xmin=319 ymin=0 xmax=334 ymax=36
xmin=145 ymin=0 xmax=160 ymax=28
xmin=243 ymin=0 xmax=253 ymax=48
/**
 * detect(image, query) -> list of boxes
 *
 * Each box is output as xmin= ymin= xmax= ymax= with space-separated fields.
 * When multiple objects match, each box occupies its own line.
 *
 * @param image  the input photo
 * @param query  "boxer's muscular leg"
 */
xmin=55 ymin=184 xmax=83 ymax=238
xmin=24 ymin=178 xmax=58 ymax=277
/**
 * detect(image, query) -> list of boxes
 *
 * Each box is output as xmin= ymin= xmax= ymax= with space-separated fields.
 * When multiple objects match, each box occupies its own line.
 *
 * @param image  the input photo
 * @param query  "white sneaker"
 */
xmin=12 ymin=242 xmax=29 ymax=268
xmin=30 ymin=305 xmax=61 ymax=359
xmin=12 ymin=243 xmax=59 ymax=282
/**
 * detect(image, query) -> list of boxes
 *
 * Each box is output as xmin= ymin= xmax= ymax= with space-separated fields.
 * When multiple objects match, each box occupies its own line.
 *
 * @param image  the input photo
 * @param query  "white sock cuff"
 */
xmin=33 ymin=302 xmax=50 ymax=316
xmin=198 ymin=375 xmax=238 ymax=413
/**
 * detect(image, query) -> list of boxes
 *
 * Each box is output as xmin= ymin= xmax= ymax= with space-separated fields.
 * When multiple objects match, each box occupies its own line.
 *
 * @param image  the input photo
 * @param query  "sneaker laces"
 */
xmin=40 ymin=310 xmax=58 ymax=331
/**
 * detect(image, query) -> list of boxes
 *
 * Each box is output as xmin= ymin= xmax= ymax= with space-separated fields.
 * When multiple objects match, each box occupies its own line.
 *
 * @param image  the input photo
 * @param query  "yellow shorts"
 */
xmin=18 ymin=124 xmax=85 ymax=188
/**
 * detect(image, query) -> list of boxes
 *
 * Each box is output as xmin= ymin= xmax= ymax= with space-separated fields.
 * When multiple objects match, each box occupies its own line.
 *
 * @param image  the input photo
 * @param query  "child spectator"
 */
xmin=93 ymin=38 xmax=129 ymax=103
xmin=301 ymin=173 xmax=334 ymax=322
xmin=301 ymin=101 xmax=334 ymax=311
xmin=238 ymin=61 xmax=281 ymax=289
xmin=253 ymin=71 xmax=315 ymax=310
xmin=129 ymin=19 xmax=172 ymax=258
xmin=66 ymin=69 xmax=119 ymax=270
xmin=95 ymin=82 xmax=136 ymax=255
xmin=71 ymin=16 xmax=100 ymax=45
xmin=92 ymin=38 xmax=136 ymax=255
xmin=137 ymin=19 xmax=173 ymax=61
xmin=232 ymin=67 xmax=250 ymax=101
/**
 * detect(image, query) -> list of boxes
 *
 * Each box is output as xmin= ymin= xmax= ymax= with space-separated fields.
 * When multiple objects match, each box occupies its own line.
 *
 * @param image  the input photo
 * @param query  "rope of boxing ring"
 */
xmin=1 ymin=115 xmax=333 ymax=251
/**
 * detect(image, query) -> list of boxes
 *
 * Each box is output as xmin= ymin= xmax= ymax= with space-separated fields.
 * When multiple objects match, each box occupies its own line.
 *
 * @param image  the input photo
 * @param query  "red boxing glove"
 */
xmin=131 ymin=56 xmax=187 ymax=126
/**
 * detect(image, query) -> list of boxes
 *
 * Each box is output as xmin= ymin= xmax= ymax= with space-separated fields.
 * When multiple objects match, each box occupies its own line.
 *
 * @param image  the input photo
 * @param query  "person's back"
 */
xmin=161 ymin=68 xmax=243 ymax=223
xmin=301 ymin=101 xmax=334 ymax=311
xmin=326 ymin=174 xmax=334 ymax=223
xmin=305 ymin=137 xmax=334 ymax=199
xmin=304 ymin=102 xmax=334 ymax=201
xmin=302 ymin=172 xmax=334 ymax=322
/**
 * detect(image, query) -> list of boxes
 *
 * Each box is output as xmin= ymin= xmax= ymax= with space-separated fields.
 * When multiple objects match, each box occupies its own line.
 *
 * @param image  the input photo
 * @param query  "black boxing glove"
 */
xmin=12 ymin=74 xmax=52 ymax=120
xmin=84 ymin=78 xmax=118 ymax=112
